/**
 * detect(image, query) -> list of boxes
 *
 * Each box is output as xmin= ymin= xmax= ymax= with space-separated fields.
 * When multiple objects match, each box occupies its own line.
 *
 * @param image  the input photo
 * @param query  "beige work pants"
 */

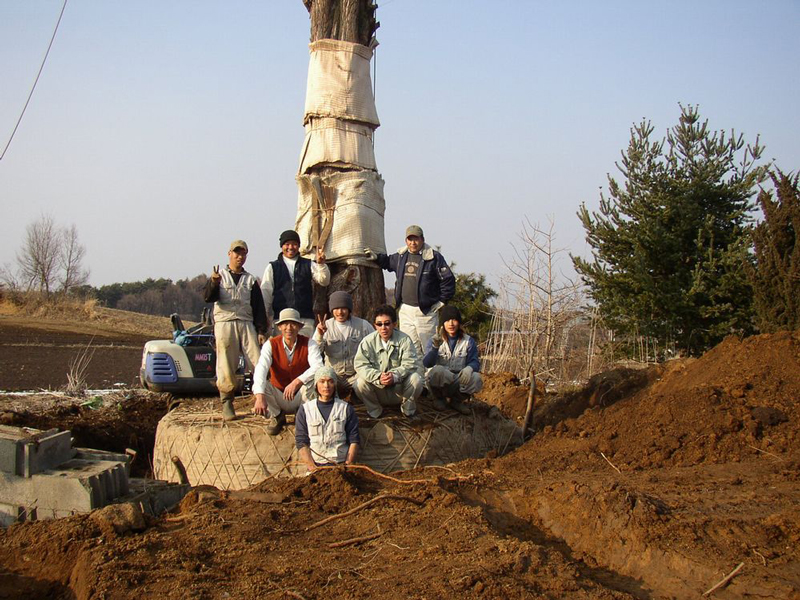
xmin=260 ymin=380 xmax=313 ymax=418
xmin=335 ymin=373 xmax=371 ymax=403
xmin=214 ymin=320 xmax=261 ymax=397
xmin=398 ymin=303 xmax=441 ymax=357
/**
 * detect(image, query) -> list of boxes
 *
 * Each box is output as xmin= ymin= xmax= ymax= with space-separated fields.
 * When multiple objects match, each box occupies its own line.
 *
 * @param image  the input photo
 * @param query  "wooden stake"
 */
xmin=521 ymin=370 xmax=536 ymax=440
xmin=600 ymin=452 xmax=622 ymax=474
xmin=328 ymin=531 xmax=383 ymax=548
xmin=703 ymin=562 xmax=744 ymax=596
xmin=171 ymin=456 xmax=189 ymax=485
xmin=305 ymin=494 xmax=423 ymax=531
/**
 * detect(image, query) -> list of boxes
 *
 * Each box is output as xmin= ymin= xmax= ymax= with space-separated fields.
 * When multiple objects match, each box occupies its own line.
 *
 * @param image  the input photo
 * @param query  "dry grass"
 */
xmin=0 ymin=291 xmax=179 ymax=339
xmin=64 ymin=339 xmax=96 ymax=396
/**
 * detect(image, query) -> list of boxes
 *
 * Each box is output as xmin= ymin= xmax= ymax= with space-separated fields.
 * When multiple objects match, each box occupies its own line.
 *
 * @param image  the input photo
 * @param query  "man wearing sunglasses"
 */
xmin=353 ymin=305 xmax=423 ymax=420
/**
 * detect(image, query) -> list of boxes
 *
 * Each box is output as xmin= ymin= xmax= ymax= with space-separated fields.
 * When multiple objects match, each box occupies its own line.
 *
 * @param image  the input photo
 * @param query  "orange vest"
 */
xmin=269 ymin=335 xmax=310 ymax=391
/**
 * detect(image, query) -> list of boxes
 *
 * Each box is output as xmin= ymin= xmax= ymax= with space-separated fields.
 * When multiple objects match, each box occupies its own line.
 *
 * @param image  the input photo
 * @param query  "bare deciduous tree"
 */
xmin=17 ymin=214 xmax=62 ymax=294
xmin=59 ymin=224 xmax=89 ymax=291
xmin=484 ymin=218 xmax=585 ymax=387
xmin=3 ymin=215 xmax=90 ymax=295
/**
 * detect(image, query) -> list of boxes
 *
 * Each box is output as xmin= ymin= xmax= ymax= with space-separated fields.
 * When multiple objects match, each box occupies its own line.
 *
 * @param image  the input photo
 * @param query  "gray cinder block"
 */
xmin=0 ymin=426 xmax=76 ymax=477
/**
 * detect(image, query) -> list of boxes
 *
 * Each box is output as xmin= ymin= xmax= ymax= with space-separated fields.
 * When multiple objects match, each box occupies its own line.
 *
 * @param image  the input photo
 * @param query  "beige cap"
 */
xmin=275 ymin=308 xmax=304 ymax=326
xmin=405 ymin=225 xmax=424 ymax=238
xmin=229 ymin=240 xmax=248 ymax=252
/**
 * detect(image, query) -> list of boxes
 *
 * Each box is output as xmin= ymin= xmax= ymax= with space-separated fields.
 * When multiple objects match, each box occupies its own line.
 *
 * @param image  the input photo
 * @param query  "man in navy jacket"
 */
xmin=369 ymin=225 xmax=455 ymax=356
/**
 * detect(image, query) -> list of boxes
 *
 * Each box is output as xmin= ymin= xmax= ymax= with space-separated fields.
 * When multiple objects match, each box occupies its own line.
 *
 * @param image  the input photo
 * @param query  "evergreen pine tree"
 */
xmin=451 ymin=272 xmax=497 ymax=342
xmin=573 ymin=105 xmax=767 ymax=355
xmin=748 ymin=170 xmax=800 ymax=332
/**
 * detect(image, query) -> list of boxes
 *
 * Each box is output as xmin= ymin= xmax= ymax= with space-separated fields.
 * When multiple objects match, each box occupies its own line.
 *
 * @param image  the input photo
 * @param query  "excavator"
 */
xmin=139 ymin=309 xmax=249 ymax=395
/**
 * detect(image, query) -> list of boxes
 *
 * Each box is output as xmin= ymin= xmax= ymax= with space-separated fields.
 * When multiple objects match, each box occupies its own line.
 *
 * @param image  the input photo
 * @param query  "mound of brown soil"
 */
xmin=0 ymin=467 xmax=648 ymax=600
xmin=474 ymin=372 xmax=545 ymax=421
xmin=509 ymin=331 xmax=799 ymax=473
xmin=479 ymin=331 xmax=800 ymax=599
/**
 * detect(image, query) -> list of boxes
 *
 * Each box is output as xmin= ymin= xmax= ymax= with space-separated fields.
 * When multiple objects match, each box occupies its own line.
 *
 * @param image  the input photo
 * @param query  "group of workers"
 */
xmin=203 ymin=225 xmax=483 ymax=472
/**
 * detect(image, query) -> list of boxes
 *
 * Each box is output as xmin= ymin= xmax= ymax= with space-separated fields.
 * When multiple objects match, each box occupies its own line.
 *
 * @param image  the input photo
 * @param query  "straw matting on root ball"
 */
xmin=153 ymin=398 xmax=520 ymax=490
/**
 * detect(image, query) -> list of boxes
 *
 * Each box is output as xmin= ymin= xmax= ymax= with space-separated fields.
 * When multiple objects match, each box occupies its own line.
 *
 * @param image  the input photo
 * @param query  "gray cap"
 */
xmin=314 ymin=366 xmax=338 ymax=384
xmin=329 ymin=291 xmax=353 ymax=312
xmin=274 ymin=308 xmax=304 ymax=326
xmin=405 ymin=225 xmax=424 ymax=238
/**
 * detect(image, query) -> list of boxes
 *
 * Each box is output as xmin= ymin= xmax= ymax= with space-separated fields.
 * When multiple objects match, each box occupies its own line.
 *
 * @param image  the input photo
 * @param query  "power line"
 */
xmin=0 ymin=0 xmax=69 ymax=162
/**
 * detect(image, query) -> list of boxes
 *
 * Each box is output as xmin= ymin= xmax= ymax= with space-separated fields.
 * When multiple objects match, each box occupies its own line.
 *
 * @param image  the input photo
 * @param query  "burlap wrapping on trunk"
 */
xmin=298 ymin=117 xmax=376 ymax=174
xmin=153 ymin=400 xmax=520 ymax=491
xmin=296 ymin=170 xmax=386 ymax=264
xmin=304 ymin=39 xmax=379 ymax=126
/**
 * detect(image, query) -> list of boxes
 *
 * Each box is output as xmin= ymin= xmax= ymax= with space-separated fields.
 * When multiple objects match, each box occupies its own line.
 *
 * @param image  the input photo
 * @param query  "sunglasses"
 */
xmin=374 ymin=321 xmax=393 ymax=327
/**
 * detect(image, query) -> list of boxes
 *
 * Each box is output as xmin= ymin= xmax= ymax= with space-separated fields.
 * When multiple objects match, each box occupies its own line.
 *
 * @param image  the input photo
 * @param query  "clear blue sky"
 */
xmin=1 ymin=1 xmax=798 ymax=290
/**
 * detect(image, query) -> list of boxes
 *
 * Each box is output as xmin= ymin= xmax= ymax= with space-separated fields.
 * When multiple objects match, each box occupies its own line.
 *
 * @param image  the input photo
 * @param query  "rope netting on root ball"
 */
xmin=153 ymin=399 xmax=520 ymax=490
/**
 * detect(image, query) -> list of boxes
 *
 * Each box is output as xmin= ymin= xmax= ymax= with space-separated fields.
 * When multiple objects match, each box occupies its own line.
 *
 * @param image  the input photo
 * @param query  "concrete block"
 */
xmin=0 ymin=458 xmax=130 ymax=523
xmin=74 ymin=448 xmax=131 ymax=476
xmin=0 ymin=426 xmax=76 ymax=476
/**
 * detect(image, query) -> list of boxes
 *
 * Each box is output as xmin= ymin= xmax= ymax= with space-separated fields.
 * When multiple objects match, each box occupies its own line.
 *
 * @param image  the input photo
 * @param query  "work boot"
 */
xmin=445 ymin=382 xmax=471 ymax=415
xmin=266 ymin=411 xmax=286 ymax=436
xmin=404 ymin=411 xmax=421 ymax=424
xmin=450 ymin=397 xmax=471 ymax=416
xmin=221 ymin=398 xmax=236 ymax=421
xmin=445 ymin=381 xmax=463 ymax=401
xmin=429 ymin=386 xmax=448 ymax=411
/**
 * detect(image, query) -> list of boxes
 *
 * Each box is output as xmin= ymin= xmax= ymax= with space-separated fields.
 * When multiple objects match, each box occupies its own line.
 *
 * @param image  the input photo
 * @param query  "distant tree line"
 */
xmin=80 ymin=270 xmax=497 ymax=338
xmin=82 ymin=275 xmax=209 ymax=319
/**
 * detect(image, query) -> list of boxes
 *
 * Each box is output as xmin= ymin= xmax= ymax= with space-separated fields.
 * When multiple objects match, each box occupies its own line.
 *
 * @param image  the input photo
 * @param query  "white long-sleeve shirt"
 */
xmin=252 ymin=335 xmax=323 ymax=394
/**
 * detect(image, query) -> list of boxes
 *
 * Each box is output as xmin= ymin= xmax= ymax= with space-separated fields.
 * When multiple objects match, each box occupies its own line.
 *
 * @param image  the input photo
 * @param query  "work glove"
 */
xmin=458 ymin=366 xmax=474 ymax=380
xmin=431 ymin=332 xmax=443 ymax=349
xmin=364 ymin=247 xmax=377 ymax=261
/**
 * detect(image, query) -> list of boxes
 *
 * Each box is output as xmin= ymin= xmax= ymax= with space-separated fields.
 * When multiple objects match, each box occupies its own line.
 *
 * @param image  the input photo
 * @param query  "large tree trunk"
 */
xmin=301 ymin=0 xmax=385 ymax=323
xmin=305 ymin=0 xmax=377 ymax=45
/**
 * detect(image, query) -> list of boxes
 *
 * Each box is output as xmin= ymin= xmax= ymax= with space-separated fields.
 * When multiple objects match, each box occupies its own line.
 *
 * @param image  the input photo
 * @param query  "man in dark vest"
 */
xmin=252 ymin=308 xmax=323 ymax=435
xmin=261 ymin=229 xmax=330 ymax=336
